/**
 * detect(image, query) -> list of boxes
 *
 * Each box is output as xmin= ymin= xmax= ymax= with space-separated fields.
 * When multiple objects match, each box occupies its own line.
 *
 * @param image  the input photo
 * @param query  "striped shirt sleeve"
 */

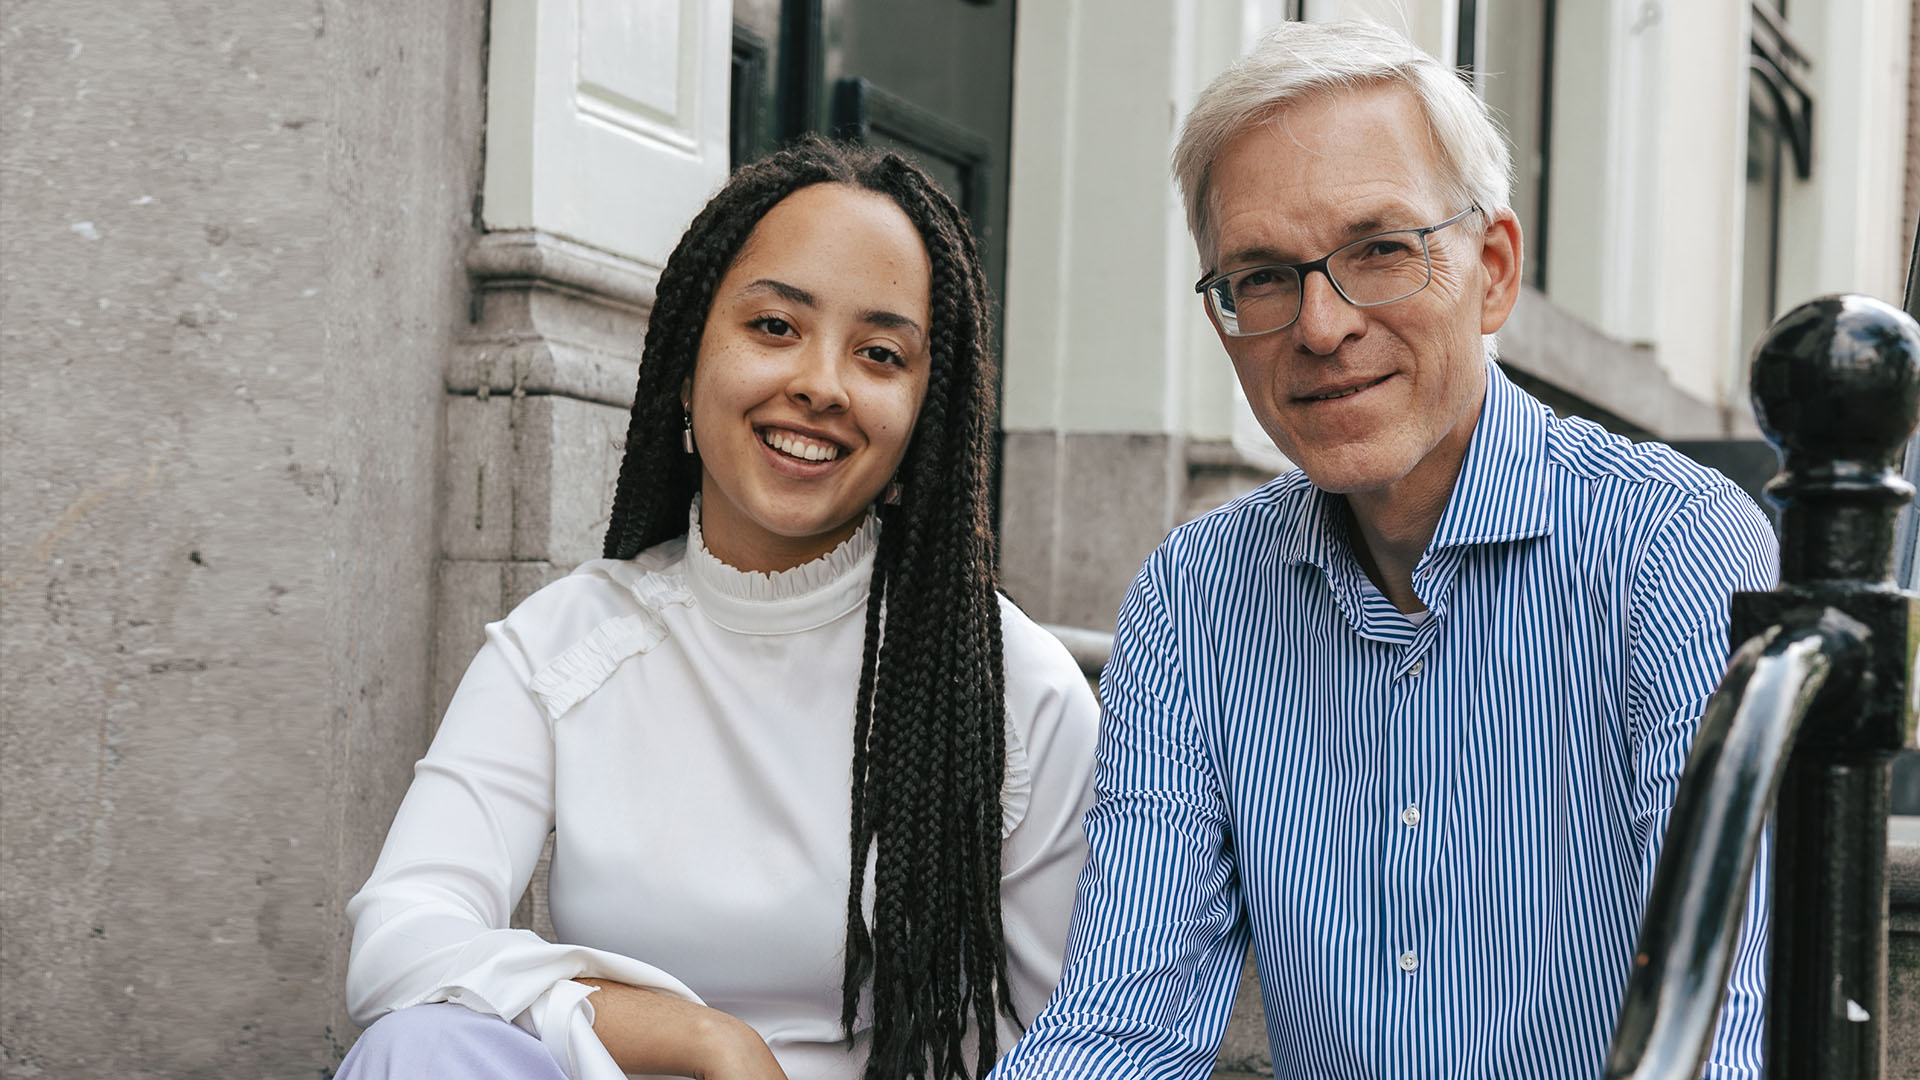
xmin=1624 ymin=480 xmax=1780 ymax=1079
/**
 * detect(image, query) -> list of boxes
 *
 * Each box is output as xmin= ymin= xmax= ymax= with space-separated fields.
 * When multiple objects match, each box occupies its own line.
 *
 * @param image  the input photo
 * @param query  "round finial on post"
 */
xmin=1750 ymin=294 xmax=1920 ymax=584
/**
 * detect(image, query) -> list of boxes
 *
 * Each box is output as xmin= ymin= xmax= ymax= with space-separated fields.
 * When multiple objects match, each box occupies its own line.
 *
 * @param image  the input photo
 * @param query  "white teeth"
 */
xmin=762 ymin=429 xmax=842 ymax=462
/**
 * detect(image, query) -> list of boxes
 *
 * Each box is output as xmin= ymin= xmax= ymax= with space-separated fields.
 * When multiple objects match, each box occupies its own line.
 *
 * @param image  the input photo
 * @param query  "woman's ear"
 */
xmin=680 ymin=377 xmax=692 ymax=412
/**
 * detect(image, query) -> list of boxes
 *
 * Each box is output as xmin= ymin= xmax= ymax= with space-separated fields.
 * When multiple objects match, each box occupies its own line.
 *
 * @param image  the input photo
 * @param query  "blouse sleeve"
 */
xmin=345 ymin=609 xmax=703 ymax=1080
xmin=993 ymin=599 xmax=1102 ymax=1043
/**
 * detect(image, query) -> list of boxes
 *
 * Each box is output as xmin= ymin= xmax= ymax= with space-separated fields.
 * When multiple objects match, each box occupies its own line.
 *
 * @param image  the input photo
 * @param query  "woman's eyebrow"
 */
xmin=861 ymin=309 xmax=924 ymax=340
xmin=741 ymin=278 xmax=924 ymax=343
xmin=740 ymin=278 xmax=817 ymax=307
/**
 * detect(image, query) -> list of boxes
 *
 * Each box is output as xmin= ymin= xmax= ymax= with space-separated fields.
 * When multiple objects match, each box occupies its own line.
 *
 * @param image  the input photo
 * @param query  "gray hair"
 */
xmin=1173 ymin=20 xmax=1513 ymax=269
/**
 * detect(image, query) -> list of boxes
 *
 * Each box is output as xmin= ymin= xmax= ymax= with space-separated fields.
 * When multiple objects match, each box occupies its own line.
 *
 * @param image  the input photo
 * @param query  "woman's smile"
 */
xmin=757 ymin=424 xmax=848 ymax=464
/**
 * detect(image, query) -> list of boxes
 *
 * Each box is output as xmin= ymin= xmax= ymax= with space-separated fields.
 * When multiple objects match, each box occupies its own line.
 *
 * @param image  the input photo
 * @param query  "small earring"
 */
xmin=681 ymin=411 xmax=695 ymax=455
xmin=883 ymin=481 xmax=903 ymax=505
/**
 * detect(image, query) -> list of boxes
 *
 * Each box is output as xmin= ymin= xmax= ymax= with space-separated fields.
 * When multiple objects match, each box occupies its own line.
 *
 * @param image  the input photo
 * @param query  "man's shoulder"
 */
xmin=1540 ymin=411 xmax=1738 ymax=500
xmin=1154 ymin=469 xmax=1317 ymax=566
xmin=1537 ymin=412 xmax=1775 ymax=574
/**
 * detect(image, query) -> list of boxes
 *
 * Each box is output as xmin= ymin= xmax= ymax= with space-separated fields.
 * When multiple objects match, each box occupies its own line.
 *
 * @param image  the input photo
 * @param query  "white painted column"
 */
xmin=998 ymin=0 xmax=1260 ymax=627
xmin=1652 ymin=0 xmax=1751 ymax=408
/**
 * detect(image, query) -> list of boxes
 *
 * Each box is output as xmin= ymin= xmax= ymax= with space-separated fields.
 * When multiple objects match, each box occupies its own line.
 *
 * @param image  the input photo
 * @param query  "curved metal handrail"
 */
xmin=1603 ymin=613 xmax=1863 ymax=1079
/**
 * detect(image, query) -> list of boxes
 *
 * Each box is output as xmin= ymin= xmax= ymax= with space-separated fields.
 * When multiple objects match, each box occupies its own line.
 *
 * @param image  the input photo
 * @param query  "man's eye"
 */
xmin=1359 ymin=238 xmax=1414 ymax=259
xmin=1233 ymin=268 xmax=1293 ymax=299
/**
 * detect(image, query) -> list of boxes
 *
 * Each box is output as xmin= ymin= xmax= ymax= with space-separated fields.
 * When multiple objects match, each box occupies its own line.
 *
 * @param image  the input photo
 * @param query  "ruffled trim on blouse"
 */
xmin=683 ymin=495 xmax=878 ymax=635
xmin=528 ymin=613 xmax=677 ymax=723
xmin=999 ymin=709 xmax=1032 ymax=839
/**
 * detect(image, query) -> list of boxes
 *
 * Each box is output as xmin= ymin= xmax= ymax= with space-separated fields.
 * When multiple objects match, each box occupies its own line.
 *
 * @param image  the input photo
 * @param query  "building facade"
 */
xmin=0 ymin=0 xmax=1913 ymax=1074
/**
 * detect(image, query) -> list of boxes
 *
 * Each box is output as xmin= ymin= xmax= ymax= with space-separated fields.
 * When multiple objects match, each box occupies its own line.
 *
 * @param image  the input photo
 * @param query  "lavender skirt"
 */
xmin=336 ymin=1003 xmax=570 ymax=1080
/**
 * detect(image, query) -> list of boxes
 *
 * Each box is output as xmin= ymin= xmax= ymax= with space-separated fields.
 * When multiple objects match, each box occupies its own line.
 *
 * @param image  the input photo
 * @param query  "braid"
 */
xmin=839 ymin=540 xmax=890 ymax=1030
xmin=603 ymin=137 xmax=1011 ymax=1080
xmin=853 ymin=160 xmax=1012 ymax=1080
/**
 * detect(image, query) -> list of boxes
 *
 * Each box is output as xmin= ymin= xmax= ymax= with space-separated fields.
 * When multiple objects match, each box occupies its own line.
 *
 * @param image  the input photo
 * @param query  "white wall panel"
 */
xmin=483 ymin=0 xmax=728 ymax=269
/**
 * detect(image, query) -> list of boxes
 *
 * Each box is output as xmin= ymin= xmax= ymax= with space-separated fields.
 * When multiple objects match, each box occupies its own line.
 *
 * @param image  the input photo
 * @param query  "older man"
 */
xmin=993 ymin=21 xmax=1774 ymax=1080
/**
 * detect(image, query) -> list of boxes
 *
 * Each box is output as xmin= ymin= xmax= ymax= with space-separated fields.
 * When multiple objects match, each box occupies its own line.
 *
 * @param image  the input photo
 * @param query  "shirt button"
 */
xmin=1398 ymin=950 xmax=1419 ymax=973
xmin=1406 ymin=659 xmax=1425 ymax=677
xmin=1400 ymin=804 xmax=1421 ymax=827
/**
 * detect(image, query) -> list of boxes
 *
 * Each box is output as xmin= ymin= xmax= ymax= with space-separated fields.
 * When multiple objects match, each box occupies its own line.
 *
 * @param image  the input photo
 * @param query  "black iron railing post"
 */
xmin=1741 ymin=295 xmax=1920 ymax=1078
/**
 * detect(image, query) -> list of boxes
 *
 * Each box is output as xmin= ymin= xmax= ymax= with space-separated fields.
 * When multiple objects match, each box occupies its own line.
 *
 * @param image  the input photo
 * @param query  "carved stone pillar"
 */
xmin=434 ymin=231 xmax=656 ymax=717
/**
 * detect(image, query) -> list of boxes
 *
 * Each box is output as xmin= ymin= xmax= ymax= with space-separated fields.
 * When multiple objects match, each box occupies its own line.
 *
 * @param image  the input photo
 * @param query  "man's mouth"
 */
xmin=760 ymin=427 xmax=845 ymax=462
xmin=1300 ymin=374 xmax=1390 ymax=403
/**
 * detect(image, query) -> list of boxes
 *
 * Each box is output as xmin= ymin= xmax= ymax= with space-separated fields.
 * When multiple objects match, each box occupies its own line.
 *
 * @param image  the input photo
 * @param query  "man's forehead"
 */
xmin=1203 ymin=84 xmax=1446 ymax=253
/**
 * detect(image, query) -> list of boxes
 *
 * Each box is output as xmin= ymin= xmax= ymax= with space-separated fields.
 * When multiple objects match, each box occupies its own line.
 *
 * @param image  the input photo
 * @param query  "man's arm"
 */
xmin=1624 ymin=481 xmax=1780 ymax=1079
xmin=993 ymin=551 xmax=1249 ymax=1080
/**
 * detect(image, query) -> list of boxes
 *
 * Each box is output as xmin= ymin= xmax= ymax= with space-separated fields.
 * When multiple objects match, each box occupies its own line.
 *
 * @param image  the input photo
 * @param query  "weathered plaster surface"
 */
xmin=0 ymin=2 xmax=483 ymax=1073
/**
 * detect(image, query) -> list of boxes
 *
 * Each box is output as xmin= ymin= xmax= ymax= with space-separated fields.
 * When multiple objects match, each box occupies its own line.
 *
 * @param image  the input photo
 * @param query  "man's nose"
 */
xmin=1292 ymin=269 xmax=1362 ymax=355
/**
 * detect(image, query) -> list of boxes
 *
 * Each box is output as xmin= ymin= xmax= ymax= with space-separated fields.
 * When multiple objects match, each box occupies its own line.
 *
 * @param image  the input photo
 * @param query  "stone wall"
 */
xmin=0 ymin=3 xmax=484 ymax=1074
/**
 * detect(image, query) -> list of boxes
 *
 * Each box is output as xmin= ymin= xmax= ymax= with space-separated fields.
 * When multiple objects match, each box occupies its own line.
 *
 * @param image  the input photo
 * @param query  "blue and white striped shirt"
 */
xmin=994 ymin=365 xmax=1777 ymax=1080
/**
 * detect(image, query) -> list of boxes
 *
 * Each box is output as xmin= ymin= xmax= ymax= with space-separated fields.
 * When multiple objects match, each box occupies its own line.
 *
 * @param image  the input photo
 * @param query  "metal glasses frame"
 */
xmin=1193 ymin=205 xmax=1483 ymax=337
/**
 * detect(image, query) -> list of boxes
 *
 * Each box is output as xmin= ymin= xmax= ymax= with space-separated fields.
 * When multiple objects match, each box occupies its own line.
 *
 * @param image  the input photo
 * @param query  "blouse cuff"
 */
xmin=519 ymin=979 xmax=629 ymax=1080
xmin=409 ymin=931 xmax=705 ymax=1080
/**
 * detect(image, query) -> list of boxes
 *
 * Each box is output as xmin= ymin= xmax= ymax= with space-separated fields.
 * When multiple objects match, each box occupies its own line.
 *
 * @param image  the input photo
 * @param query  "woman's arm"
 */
xmin=346 ymin=602 xmax=707 ymax=1080
xmin=576 ymin=980 xmax=789 ymax=1080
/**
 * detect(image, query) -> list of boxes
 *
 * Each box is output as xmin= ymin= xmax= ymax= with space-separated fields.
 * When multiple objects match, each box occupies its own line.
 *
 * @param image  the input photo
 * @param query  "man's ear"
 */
xmin=1477 ymin=207 xmax=1524 ymax=336
xmin=1198 ymin=278 xmax=1233 ymax=346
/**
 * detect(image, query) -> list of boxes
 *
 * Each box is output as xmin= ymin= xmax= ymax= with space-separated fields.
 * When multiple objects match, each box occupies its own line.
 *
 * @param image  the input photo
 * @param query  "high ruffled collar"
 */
xmin=682 ymin=496 xmax=878 ymax=635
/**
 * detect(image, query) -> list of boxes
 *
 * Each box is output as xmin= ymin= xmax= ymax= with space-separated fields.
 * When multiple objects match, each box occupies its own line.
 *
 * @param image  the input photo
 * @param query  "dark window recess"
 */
xmin=1455 ymin=0 xmax=1477 ymax=71
xmin=1471 ymin=0 xmax=1553 ymax=291
xmin=831 ymin=77 xmax=992 ymax=234
xmin=1749 ymin=0 xmax=1814 ymax=181
xmin=730 ymin=27 xmax=771 ymax=170
xmin=1741 ymin=0 xmax=1815 ymax=357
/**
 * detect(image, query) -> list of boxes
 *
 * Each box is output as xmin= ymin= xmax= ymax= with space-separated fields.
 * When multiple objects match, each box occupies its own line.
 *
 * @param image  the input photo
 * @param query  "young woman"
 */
xmin=337 ymin=140 xmax=1099 ymax=1080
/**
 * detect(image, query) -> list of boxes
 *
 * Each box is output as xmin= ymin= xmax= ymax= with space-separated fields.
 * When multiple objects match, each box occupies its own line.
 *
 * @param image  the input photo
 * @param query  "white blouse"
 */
xmin=344 ymin=507 xmax=1100 ymax=1080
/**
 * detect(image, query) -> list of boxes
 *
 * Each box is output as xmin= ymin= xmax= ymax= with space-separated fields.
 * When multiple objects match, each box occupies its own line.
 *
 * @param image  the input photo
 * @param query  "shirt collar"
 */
xmin=1425 ymin=361 xmax=1554 ymax=551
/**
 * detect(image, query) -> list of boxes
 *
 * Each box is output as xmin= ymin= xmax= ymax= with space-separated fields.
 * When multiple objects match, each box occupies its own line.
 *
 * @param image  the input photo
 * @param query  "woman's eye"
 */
xmin=860 ymin=345 xmax=905 ymax=368
xmin=750 ymin=316 xmax=795 ymax=337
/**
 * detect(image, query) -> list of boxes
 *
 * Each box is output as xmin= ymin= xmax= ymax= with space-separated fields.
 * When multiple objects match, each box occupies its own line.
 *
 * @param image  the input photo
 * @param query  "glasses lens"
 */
xmin=1328 ymin=231 xmax=1432 ymax=306
xmin=1210 ymin=265 xmax=1301 ymax=337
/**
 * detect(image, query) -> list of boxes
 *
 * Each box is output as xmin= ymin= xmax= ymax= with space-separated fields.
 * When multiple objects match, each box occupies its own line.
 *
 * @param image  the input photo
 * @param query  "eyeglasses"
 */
xmin=1194 ymin=206 xmax=1482 ymax=337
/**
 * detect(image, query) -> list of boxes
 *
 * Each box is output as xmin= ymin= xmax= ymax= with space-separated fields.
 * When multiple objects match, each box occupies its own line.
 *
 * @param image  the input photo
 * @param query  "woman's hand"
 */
xmin=575 ymin=978 xmax=790 ymax=1080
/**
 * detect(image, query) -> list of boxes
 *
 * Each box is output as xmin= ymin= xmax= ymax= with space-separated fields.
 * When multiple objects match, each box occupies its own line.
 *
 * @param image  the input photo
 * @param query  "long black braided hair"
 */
xmin=602 ymin=137 xmax=1012 ymax=1080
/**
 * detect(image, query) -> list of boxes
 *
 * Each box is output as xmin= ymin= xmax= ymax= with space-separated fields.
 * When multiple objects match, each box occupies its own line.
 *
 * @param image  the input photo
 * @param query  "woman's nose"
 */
xmin=787 ymin=342 xmax=850 ymax=412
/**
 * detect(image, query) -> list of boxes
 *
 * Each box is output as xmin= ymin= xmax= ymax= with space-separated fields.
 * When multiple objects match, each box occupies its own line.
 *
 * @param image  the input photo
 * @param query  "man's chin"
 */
xmin=1290 ymin=450 xmax=1409 ymax=497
